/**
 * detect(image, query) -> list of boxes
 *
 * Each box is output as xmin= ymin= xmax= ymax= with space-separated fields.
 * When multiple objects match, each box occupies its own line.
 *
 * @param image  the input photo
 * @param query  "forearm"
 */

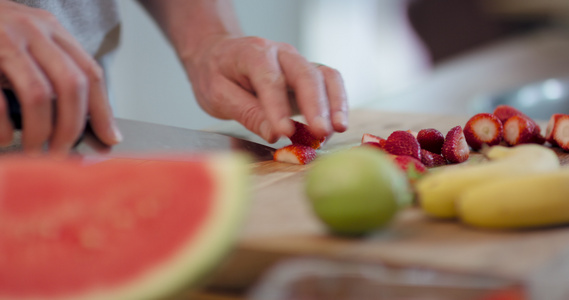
xmin=137 ymin=0 xmax=243 ymax=63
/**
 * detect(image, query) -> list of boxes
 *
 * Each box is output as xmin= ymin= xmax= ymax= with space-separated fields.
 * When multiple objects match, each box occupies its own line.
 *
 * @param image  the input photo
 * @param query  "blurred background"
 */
xmin=109 ymin=0 xmax=569 ymax=130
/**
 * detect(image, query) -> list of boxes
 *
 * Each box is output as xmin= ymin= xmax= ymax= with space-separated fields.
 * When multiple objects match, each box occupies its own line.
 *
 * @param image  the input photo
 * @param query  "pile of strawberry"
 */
xmin=464 ymin=105 xmax=569 ymax=151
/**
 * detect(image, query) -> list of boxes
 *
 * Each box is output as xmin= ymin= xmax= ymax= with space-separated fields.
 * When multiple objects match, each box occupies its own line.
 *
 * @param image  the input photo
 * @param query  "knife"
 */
xmin=2 ymin=89 xmax=276 ymax=161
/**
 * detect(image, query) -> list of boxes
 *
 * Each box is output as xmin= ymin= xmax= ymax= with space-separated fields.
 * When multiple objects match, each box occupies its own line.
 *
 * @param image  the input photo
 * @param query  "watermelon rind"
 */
xmin=0 ymin=154 xmax=251 ymax=300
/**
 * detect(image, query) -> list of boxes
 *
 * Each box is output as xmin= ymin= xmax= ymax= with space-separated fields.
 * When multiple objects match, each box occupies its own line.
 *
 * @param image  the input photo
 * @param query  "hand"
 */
xmin=183 ymin=35 xmax=348 ymax=143
xmin=0 ymin=1 xmax=122 ymax=156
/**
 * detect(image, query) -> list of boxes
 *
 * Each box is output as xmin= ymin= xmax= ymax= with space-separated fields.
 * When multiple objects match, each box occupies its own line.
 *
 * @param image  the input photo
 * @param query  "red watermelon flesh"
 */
xmin=0 ymin=154 xmax=250 ymax=300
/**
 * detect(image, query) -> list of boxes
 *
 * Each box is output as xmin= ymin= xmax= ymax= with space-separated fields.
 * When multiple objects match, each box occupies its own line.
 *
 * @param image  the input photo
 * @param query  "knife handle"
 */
xmin=2 ymin=89 xmax=22 ymax=130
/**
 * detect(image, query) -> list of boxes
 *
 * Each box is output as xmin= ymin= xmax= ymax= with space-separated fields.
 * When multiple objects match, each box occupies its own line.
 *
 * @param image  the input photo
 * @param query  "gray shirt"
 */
xmin=10 ymin=0 xmax=121 ymax=59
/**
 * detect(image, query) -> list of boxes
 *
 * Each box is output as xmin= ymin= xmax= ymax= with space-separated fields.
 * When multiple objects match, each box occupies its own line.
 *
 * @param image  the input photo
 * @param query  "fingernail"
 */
xmin=333 ymin=111 xmax=348 ymax=129
xmin=279 ymin=118 xmax=294 ymax=136
xmin=260 ymin=120 xmax=272 ymax=141
xmin=111 ymin=123 xmax=123 ymax=143
xmin=314 ymin=115 xmax=332 ymax=134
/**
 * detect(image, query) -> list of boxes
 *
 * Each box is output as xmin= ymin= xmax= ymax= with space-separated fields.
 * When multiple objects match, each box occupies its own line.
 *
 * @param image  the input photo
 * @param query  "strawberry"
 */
xmin=273 ymin=144 xmax=317 ymax=165
xmin=417 ymin=128 xmax=445 ymax=154
xmin=552 ymin=115 xmax=569 ymax=151
xmin=361 ymin=133 xmax=386 ymax=148
xmin=392 ymin=155 xmax=427 ymax=184
xmin=442 ymin=126 xmax=470 ymax=163
xmin=463 ymin=113 xmax=503 ymax=151
xmin=493 ymin=105 xmax=534 ymax=125
xmin=420 ymin=149 xmax=447 ymax=168
xmin=503 ymin=115 xmax=538 ymax=146
xmin=545 ymin=113 xmax=565 ymax=146
xmin=289 ymin=120 xmax=326 ymax=149
xmin=384 ymin=131 xmax=421 ymax=161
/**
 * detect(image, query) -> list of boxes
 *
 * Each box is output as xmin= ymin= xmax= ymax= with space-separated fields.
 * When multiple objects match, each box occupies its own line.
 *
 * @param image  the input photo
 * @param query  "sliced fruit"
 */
xmin=0 ymin=154 xmax=250 ymax=300
xmin=503 ymin=115 xmax=537 ymax=146
xmin=384 ymin=131 xmax=421 ymax=161
xmin=304 ymin=147 xmax=412 ymax=236
xmin=289 ymin=120 xmax=327 ymax=149
xmin=546 ymin=113 xmax=565 ymax=146
xmin=274 ymin=144 xmax=317 ymax=165
xmin=417 ymin=128 xmax=445 ymax=154
xmin=361 ymin=133 xmax=386 ymax=148
xmin=493 ymin=105 xmax=534 ymax=125
xmin=463 ymin=113 xmax=503 ymax=151
xmin=441 ymin=126 xmax=470 ymax=163
xmin=552 ymin=115 xmax=569 ymax=151
xmin=392 ymin=155 xmax=428 ymax=184
xmin=420 ymin=149 xmax=447 ymax=168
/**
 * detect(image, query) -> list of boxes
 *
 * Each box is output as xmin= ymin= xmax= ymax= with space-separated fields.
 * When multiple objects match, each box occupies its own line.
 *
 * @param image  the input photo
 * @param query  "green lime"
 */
xmin=305 ymin=147 xmax=411 ymax=236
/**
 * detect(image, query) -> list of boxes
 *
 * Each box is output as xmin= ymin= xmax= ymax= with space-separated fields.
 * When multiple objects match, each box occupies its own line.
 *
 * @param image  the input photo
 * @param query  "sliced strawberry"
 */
xmin=442 ymin=126 xmax=470 ymax=163
xmin=274 ymin=144 xmax=317 ymax=165
xmin=289 ymin=120 xmax=327 ymax=149
xmin=417 ymin=128 xmax=445 ymax=154
xmin=493 ymin=105 xmax=535 ymax=125
xmin=546 ymin=113 xmax=565 ymax=146
xmin=384 ymin=131 xmax=421 ymax=161
xmin=392 ymin=155 xmax=428 ymax=184
xmin=552 ymin=115 xmax=569 ymax=151
xmin=420 ymin=149 xmax=447 ymax=168
xmin=361 ymin=133 xmax=386 ymax=147
xmin=503 ymin=115 xmax=538 ymax=146
xmin=463 ymin=113 xmax=503 ymax=151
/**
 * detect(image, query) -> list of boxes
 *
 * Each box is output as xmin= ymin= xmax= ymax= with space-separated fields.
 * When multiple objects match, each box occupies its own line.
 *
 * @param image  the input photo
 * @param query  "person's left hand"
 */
xmin=182 ymin=35 xmax=348 ymax=143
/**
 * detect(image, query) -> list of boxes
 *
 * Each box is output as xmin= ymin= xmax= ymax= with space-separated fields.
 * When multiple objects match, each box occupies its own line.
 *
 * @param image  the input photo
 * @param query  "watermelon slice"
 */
xmin=0 ymin=154 xmax=250 ymax=300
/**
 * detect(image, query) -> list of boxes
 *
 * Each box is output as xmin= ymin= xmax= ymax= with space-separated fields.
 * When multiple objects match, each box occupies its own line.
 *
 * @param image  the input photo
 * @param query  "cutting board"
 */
xmin=205 ymin=109 xmax=569 ymax=296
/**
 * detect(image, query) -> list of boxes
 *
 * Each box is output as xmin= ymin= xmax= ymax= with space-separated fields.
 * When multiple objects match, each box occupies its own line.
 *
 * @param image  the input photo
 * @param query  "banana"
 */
xmin=416 ymin=145 xmax=560 ymax=218
xmin=458 ymin=168 xmax=569 ymax=229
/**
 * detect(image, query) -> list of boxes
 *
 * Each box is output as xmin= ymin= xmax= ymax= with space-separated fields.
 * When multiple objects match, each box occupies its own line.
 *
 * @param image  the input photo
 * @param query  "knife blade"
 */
xmin=2 ymin=89 xmax=276 ymax=161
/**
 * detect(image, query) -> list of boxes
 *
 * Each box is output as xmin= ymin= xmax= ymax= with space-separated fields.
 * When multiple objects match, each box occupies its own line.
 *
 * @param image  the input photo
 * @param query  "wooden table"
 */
xmin=200 ymin=109 xmax=569 ymax=300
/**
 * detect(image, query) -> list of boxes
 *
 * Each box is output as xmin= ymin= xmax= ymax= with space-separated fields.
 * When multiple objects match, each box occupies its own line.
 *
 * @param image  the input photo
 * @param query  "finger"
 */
xmin=278 ymin=50 xmax=331 ymax=138
xmin=0 ymin=51 xmax=53 ymax=155
xmin=0 ymin=91 xmax=14 ymax=146
xmin=245 ymin=45 xmax=294 ymax=138
xmin=28 ymin=35 xmax=88 ymax=156
xmin=214 ymin=77 xmax=278 ymax=143
xmin=316 ymin=64 xmax=349 ymax=132
xmin=54 ymin=33 xmax=122 ymax=145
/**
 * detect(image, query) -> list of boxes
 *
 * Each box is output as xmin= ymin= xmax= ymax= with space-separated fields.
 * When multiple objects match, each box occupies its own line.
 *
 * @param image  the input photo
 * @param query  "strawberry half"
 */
xmin=420 ymin=149 xmax=447 ymax=168
xmin=289 ymin=120 xmax=327 ymax=149
xmin=417 ymin=128 xmax=445 ymax=154
xmin=442 ymin=126 xmax=470 ymax=163
xmin=546 ymin=113 xmax=565 ymax=146
xmin=463 ymin=113 xmax=503 ymax=151
xmin=503 ymin=115 xmax=538 ymax=146
xmin=493 ymin=105 xmax=534 ymax=125
xmin=384 ymin=131 xmax=421 ymax=161
xmin=361 ymin=133 xmax=386 ymax=148
xmin=274 ymin=144 xmax=317 ymax=165
xmin=392 ymin=155 xmax=428 ymax=184
xmin=552 ymin=115 xmax=569 ymax=151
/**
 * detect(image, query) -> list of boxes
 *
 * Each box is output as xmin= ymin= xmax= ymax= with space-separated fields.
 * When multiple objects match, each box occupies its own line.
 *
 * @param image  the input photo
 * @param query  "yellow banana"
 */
xmin=416 ymin=145 xmax=560 ymax=218
xmin=458 ymin=168 xmax=569 ymax=229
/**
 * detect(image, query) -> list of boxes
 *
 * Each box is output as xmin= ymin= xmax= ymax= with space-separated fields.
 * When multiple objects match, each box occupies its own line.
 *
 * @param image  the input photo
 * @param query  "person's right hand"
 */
xmin=0 ymin=0 xmax=122 ymax=156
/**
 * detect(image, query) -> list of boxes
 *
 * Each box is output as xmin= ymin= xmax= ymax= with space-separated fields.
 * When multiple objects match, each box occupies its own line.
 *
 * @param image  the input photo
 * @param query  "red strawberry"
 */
xmin=503 ymin=115 xmax=538 ymax=146
xmin=420 ymin=149 xmax=447 ymax=168
xmin=274 ymin=144 xmax=317 ymax=165
xmin=289 ymin=120 xmax=326 ymax=149
xmin=493 ymin=105 xmax=534 ymax=125
xmin=442 ymin=126 xmax=470 ymax=163
xmin=417 ymin=128 xmax=445 ymax=154
xmin=552 ymin=115 xmax=569 ymax=151
xmin=361 ymin=133 xmax=386 ymax=148
xmin=392 ymin=155 xmax=427 ymax=184
xmin=546 ymin=113 xmax=565 ymax=146
xmin=463 ymin=113 xmax=503 ymax=151
xmin=384 ymin=131 xmax=421 ymax=161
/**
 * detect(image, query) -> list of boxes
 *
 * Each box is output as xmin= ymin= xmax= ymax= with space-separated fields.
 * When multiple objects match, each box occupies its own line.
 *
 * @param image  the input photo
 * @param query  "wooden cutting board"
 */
xmin=205 ymin=109 xmax=569 ymax=296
